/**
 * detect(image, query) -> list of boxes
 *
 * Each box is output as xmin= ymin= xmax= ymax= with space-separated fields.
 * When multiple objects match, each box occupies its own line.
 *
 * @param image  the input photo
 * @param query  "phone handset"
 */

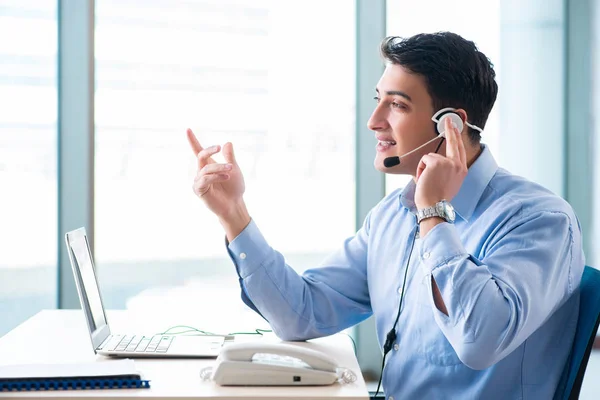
xmin=219 ymin=342 xmax=338 ymax=372
xmin=204 ymin=342 xmax=357 ymax=386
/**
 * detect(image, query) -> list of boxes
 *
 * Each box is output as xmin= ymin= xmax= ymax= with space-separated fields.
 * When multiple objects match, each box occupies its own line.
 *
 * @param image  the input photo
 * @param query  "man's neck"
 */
xmin=466 ymin=143 xmax=483 ymax=168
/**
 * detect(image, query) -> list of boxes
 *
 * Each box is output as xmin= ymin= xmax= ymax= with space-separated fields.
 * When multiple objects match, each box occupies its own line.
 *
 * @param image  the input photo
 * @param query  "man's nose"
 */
xmin=367 ymin=105 xmax=388 ymax=131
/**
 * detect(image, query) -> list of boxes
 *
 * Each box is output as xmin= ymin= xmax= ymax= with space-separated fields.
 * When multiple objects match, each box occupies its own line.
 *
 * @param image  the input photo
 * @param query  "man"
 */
xmin=186 ymin=32 xmax=584 ymax=399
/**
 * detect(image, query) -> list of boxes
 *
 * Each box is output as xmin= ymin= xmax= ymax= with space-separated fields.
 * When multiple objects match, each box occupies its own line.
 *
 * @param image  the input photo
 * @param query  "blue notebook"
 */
xmin=0 ymin=359 xmax=150 ymax=391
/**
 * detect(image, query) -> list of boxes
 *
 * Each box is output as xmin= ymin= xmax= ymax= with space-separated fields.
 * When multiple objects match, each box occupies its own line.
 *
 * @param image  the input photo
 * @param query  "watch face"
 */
xmin=443 ymin=202 xmax=456 ymax=221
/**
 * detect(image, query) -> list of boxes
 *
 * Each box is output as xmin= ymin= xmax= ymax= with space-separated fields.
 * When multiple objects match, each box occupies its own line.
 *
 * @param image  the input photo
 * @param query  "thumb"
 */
xmin=223 ymin=142 xmax=237 ymax=164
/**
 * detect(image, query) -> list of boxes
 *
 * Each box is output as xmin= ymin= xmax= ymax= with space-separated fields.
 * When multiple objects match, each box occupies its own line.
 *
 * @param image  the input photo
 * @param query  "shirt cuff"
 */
xmin=226 ymin=219 xmax=272 ymax=279
xmin=420 ymin=222 xmax=467 ymax=274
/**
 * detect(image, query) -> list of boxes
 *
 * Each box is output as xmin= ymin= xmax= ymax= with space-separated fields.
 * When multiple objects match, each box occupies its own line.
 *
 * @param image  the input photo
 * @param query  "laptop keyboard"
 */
xmin=100 ymin=335 xmax=174 ymax=353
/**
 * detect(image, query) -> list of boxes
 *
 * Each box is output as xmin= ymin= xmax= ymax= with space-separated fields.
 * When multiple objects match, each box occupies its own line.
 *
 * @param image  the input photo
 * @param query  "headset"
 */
xmin=383 ymin=107 xmax=483 ymax=168
xmin=432 ymin=107 xmax=482 ymax=137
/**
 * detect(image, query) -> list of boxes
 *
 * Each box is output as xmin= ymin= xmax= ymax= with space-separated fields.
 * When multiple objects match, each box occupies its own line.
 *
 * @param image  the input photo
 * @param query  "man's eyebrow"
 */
xmin=374 ymin=88 xmax=413 ymax=102
xmin=386 ymin=90 xmax=412 ymax=102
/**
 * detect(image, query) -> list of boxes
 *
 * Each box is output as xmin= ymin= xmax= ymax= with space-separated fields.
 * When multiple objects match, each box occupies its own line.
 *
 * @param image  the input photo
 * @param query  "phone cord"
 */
xmin=373 ymin=224 xmax=418 ymax=398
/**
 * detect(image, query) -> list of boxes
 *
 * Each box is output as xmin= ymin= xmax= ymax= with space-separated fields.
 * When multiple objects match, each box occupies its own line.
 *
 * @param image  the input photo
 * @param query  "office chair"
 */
xmin=555 ymin=265 xmax=600 ymax=399
xmin=369 ymin=266 xmax=600 ymax=400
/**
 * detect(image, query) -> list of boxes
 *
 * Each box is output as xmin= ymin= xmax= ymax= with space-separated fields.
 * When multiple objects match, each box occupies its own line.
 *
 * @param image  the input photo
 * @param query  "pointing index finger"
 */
xmin=444 ymin=118 xmax=457 ymax=159
xmin=187 ymin=128 xmax=216 ymax=169
xmin=444 ymin=118 xmax=466 ymax=165
xmin=186 ymin=128 xmax=203 ymax=155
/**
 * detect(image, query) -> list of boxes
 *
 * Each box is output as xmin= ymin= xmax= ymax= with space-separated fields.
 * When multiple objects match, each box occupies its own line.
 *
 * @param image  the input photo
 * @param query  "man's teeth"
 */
xmin=379 ymin=140 xmax=396 ymax=145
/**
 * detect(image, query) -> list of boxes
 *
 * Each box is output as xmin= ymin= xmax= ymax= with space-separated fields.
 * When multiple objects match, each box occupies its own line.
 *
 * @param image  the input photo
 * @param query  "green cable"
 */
xmin=158 ymin=325 xmax=273 ymax=337
xmin=158 ymin=325 xmax=218 ymax=336
xmin=159 ymin=325 xmax=355 ymax=355
xmin=226 ymin=328 xmax=273 ymax=336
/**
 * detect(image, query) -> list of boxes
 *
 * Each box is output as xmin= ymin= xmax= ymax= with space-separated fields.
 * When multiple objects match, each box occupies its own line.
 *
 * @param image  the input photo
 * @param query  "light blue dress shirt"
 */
xmin=227 ymin=145 xmax=585 ymax=399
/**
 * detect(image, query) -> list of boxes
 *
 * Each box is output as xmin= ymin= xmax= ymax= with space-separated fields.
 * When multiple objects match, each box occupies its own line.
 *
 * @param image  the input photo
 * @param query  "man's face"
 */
xmin=369 ymin=64 xmax=440 ymax=175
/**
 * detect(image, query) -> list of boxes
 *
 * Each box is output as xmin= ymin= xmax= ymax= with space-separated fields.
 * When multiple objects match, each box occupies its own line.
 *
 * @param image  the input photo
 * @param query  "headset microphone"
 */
xmin=383 ymin=156 xmax=401 ymax=168
xmin=382 ymin=133 xmax=446 ymax=168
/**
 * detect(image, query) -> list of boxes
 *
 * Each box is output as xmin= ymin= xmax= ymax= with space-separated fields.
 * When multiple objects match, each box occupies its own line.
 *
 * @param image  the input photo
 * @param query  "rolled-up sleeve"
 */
xmin=419 ymin=211 xmax=583 ymax=370
xmin=227 ymin=215 xmax=373 ymax=341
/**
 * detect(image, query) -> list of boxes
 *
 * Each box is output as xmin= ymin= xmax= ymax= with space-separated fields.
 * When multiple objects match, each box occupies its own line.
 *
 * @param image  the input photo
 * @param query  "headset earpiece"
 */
xmin=436 ymin=112 xmax=463 ymax=138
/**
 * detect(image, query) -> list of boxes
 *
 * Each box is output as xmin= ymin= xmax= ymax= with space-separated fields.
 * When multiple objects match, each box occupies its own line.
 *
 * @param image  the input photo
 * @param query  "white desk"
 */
xmin=0 ymin=310 xmax=368 ymax=399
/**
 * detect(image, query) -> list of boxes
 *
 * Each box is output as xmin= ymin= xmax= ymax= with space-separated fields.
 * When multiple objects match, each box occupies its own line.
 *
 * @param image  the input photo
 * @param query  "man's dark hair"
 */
xmin=380 ymin=32 xmax=498 ymax=143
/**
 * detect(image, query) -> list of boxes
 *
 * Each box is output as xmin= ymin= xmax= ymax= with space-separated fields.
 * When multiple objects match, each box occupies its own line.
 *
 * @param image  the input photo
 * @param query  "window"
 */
xmin=0 ymin=0 xmax=58 ymax=336
xmin=94 ymin=0 xmax=355 ymax=322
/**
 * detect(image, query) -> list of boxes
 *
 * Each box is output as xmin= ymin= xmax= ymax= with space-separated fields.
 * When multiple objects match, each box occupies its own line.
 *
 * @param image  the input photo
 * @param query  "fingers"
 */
xmin=444 ymin=118 xmax=467 ymax=165
xmin=451 ymin=117 xmax=467 ymax=165
xmin=187 ymin=128 xmax=216 ymax=169
xmin=197 ymin=145 xmax=220 ymax=170
xmin=444 ymin=118 xmax=458 ymax=161
xmin=186 ymin=128 xmax=203 ymax=155
xmin=416 ymin=158 xmax=426 ymax=182
xmin=196 ymin=163 xmax=233 ymax=180
xmin=416 ymin=153 xmax=448 ymax=181
xmin=193 ymin=172 xmax=230 ymax=197
xmin=416 ymin=154 xmax=435 ymax=181
xmin=222 ymin=142 xmax=237 ymax=164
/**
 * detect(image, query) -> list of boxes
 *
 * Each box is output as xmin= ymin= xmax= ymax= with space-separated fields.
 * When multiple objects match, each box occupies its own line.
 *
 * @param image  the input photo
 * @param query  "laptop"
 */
xmin=65 ymin=227 xmax=225 ymax=358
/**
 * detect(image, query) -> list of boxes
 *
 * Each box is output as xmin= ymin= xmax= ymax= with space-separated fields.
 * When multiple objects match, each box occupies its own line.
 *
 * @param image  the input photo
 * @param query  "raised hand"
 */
xmin=187 ymin=129 xmax=250 ymax=239
xmin=414 ymin=116 xmax=468 ymax=210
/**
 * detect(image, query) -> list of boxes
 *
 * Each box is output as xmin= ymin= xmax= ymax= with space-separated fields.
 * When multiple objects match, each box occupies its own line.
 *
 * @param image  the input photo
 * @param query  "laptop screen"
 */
xmin=66 ymin=230 xmax=108 ymax=337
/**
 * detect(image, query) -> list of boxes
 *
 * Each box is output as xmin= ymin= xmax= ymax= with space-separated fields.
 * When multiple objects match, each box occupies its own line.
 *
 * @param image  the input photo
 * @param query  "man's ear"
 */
xmin=454 ymin=109 xmax=469 ymax=134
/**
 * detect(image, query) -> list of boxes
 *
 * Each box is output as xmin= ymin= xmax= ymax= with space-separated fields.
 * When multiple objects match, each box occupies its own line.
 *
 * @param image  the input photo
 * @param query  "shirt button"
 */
xmin=397 ymin=287 xmax=403 ymax=294
xmin=393 ymin=343 xmax=399 ymax=351
xmin=240 ymin=253 xmax=247 ymax=260
xmin=423 ymin=252 xmax=430 ymax=260
xmin=389 ymin=396 xmax=395 ymax=400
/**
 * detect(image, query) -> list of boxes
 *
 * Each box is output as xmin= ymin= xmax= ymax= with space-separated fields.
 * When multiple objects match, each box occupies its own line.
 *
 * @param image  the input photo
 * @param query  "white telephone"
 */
xmin=207 ymin=342 xmax=353 ymax=386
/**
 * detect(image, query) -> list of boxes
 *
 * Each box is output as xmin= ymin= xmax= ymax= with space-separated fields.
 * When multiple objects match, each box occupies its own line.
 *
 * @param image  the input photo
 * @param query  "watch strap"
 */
xmin=417 ymin=206 xmax=442 ymax=223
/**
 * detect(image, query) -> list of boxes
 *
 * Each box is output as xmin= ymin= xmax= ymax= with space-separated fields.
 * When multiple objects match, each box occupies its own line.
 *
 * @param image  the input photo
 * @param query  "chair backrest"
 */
xmin=373 ymin=266 xmax=600 ymax=400
xmin=556 ymin=266 xmax=600 ymax=399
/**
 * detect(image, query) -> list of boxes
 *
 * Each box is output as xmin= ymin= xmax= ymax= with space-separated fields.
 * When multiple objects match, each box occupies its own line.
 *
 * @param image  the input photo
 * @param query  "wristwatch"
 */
xmin=417 ymin=200 xmax=456 ymax=224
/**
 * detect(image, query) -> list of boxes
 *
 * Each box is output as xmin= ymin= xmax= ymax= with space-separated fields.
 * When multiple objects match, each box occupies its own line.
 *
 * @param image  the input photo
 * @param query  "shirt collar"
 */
xmin=398 ymin=145 xmax=498 ymax=221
